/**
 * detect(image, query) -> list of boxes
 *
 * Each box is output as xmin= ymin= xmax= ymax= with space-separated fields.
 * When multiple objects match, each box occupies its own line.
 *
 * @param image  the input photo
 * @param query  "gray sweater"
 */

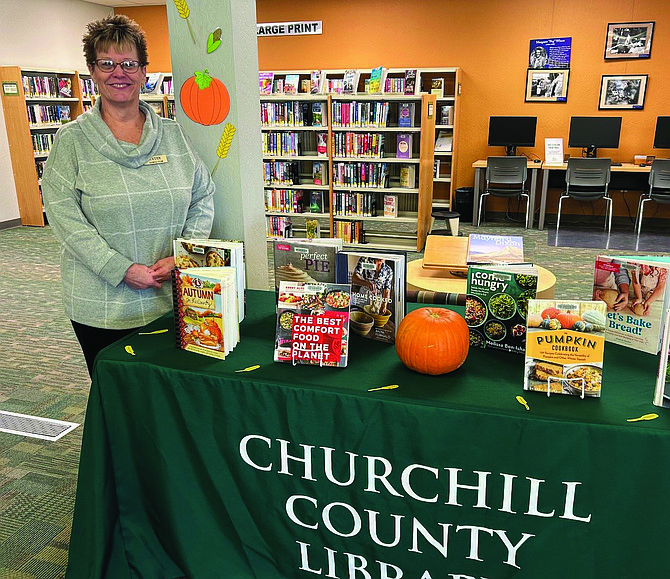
xmin=42 ymin=99 xmax=215 ymax=329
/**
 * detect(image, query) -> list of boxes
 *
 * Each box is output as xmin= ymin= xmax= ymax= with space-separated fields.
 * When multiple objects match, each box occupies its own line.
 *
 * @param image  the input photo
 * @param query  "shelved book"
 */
xmin=172 ymin=267 xmax=239 ymax=360
xmin=592 ymin=255 xmax=670 ymax=354
xmin=404 ymin=69 xmax=417 ymax=95
xmin=342 ymin=70 xmax=359 ymax=95
xmin=368 ymin=66 xmax=385 ymax=94
xmin=309 ymin=191 xmax=324 ymax=213
xmin=466 ymin=264 xmax=538 ymax=354
xmin=653 ymin=309 xmax=670 ymax=408
xmin=284 ymin=74 xmax=300 ymax=95
xmin=273 ymin=238 xmax=343 ymax=297
xmin=384 ymin=195 xmax=398 ymax=217
xmin=336 ymin=251 xmax=406 ymax=343
xmin=399 ymin=165 xmax=416 ymax=188
xmin=435 ymin=131 xmax=453 ymax=152
xmin=173 ymin=238 xmax=246 ymax=322
xmin=310 ymin=70 xmax=323 ymax=94
xmin=398 ymin=103 xmax=415 ymax=127
xmin=431 ymin=78 xmax=445 ymax=98
xmin=467 ymin=234 xmax=524 ymax=264
xmin=396 ymin=134 xmax=412 ymax=159
xmin=274 ymin=281 xmax=351 ymax=367
xmin=524 ymin=299 xmax=607 ymax=397
xmin=259 ymin=72 xmax=274 ymax=95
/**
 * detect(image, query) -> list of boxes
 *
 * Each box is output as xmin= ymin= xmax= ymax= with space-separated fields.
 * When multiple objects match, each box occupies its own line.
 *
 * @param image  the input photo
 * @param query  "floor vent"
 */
xmin=0 ymin=410 xmax=79 ymax=441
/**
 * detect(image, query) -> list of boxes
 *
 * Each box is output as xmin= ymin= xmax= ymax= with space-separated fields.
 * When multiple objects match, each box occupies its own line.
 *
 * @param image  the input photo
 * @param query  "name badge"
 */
xmin=145 ymin=155 xmax=168 ymax=165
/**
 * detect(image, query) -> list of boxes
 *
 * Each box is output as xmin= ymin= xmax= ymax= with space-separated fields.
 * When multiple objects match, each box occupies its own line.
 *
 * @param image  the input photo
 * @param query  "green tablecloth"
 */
xmin=66 ymin=290 xmax=670 ymax=579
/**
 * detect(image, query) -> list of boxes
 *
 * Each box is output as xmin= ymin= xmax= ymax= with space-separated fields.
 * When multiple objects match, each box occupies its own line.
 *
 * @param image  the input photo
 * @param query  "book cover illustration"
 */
xmin=172 ymin=267 xmax=239 ymax=360
xmin=399 ymin=165 xmax=415 ymax=188
xmin=592 ymin=255 xmax=670 ymax=354
xmin=396 ymin=133 xmax=412 ymax=159
xmin=368 ymin=66 xmax=384 ymax=94
xmin=316 ymin=133 xmax=328 ymax=156
xmin=384 ymin=195 xmax=398 ymax=218
xmin=273 ymin=238 xmax=342 ymax=295
xmin=653 ymin=308 xmax=670 ymax=408
xmin=524 ymin=299 xmax=607 ymax=398
xmin=466 ymin=264 xmax=538 ymax=354
xmin=283 ymin=74 xmax=300 ymax=95
xmin=58 ymin=78 xmax=72 ymax=98
xmin=173 ymin=238 xmax=246 ymax=322
xmin=398 ymin=103 xmax=414 ymax=127
xmin=259 ymin=72 xmax=274 ymax=95
xmin=404 ymin=69 xmax=417 ymax=95
xmin=434 ymin=130 xmax=453 ymax=152
xmin=336 ymin=252 xmax=406 ymax=344
xmin=310 ymin=191 xmax=324 ymax=213
xmin=431 ymin=77 xmax=445 ymax=98
xmin=342 ymin=70 xmax=359 ymax=95
xmin=311 ymin=102 xmax=324 ymax=127
xmin=467 ymin=234 xmax=525 ymax=264
xmin=310 ymin=70 xmax=323 ymax=94
xmin=305 ymin=219 xmax=320 ymax=239
xmin=274 ymin=281 xmax=351 ymax=367
xmin=313 ymin=161 xmax=328 ymax=185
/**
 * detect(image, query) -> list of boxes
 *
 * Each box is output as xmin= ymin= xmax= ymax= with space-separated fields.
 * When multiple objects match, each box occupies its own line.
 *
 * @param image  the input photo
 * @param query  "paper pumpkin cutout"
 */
xmin=212 ymin=123 xmax=236 ymax=176
xmin=207 ymin=28 xmax=222 ymax=54
xmin=180 ymin=70 xmax=230 ymax=126
xmin=173 ymin=0 xmax=196 ymax=44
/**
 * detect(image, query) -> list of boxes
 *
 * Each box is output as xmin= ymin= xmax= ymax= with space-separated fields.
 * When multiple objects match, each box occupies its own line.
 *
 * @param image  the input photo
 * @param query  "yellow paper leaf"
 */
xmin=138 ymin=329 xmax=169 ymax=335
xmin=235 ymin=365 xmax=261 ymax=373
xmin=626 ymin=413 xmax=659 ymax=423
xmin=516 ymin=395 xmax=530 ymax=411
xmin=124 ymin=345 xmax=136 ymax=356
xmin=368 ymin=384 xmax=399 ymax=392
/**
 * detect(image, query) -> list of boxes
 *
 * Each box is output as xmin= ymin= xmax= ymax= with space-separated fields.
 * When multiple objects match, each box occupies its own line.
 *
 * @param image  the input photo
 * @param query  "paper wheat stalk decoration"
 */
xmin=211 ymin=123 xmax=236 ymax=177
xmin=173 ymin=0 xmax=196 ymax=44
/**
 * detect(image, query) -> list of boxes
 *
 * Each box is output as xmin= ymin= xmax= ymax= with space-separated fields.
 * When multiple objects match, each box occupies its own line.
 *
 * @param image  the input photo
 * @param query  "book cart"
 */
xmin=259 ymin=67 xmax=462 ymax=252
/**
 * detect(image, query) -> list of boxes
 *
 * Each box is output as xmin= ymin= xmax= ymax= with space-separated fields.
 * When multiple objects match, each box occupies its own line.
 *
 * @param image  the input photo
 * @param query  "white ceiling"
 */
xmin=82 ymin=0 xmax=166 ymax=6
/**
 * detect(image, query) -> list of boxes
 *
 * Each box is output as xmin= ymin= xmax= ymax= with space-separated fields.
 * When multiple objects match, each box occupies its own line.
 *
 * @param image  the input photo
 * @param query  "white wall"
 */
xmin=0 ymin=0 xmax=112 ymax=224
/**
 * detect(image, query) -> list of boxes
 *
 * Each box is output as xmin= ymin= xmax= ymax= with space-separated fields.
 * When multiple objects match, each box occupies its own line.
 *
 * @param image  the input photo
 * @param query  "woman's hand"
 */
xmin=124 ymin=264 xmax=162 ymax=290
xmin=149 ymin=256 xmax=176 ymax=283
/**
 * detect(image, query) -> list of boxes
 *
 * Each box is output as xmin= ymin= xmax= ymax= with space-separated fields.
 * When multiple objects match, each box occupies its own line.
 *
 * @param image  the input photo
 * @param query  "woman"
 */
xmin=42 ymin=14 xmax=215 ymax=375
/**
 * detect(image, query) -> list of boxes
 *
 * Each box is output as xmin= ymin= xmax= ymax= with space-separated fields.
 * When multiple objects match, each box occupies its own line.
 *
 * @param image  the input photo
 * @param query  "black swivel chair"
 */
xmin=634 ymin=159 xmax=670 ymax=236
xmin=477 ymin=157 xmax=530 ymax=228
xmin=556 ymin=158 xmax=612 ymax=236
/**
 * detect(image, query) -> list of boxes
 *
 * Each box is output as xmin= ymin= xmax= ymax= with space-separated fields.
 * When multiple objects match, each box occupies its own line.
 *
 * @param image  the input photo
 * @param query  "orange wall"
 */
xmin=120 ymin=2 xmax=670 ymax=216
xmin=114 ymin=6 xmax=171 ymax=73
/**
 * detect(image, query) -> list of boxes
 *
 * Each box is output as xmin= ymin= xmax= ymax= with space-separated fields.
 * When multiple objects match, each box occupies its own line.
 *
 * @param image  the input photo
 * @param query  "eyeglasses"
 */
xmin=94 ymin=59 xmax=142 ymax=73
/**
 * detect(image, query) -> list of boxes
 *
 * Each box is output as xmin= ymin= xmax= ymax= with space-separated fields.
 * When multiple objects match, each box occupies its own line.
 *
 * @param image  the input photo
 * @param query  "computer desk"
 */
xmin=472 ymin=159 xmax=542 ymax=227
xmin=538 ymin=162 xmax=651 ymax=229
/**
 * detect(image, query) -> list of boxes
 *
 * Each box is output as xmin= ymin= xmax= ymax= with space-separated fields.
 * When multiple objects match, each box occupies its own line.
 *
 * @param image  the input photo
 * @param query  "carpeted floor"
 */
xmin=0 ymin=221 xmax=666 ymax=577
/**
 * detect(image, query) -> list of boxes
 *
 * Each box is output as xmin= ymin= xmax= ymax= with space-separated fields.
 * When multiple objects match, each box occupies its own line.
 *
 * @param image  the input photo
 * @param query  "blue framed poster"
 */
xmin=529 ymin=37 xmax=572 ymax=69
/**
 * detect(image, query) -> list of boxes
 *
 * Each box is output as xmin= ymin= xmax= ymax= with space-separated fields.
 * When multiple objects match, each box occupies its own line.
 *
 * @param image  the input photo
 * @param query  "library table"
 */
xmin=538 ymin=162 xmax=651 ymax=229
xmin=66 ymin=290 xmax=670 ymax=579
xmin=472 ymin=159 xmax=542 ymax=227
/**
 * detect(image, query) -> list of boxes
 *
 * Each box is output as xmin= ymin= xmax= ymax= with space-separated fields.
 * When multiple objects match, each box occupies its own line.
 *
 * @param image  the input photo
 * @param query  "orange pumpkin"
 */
xmin=556 ymin=312 xmax=581 ymax=330
xmin=541 ymin=307 xmax=561 ymax=319
xmin=395 ymin=308 xmax=469 ymax=375
xmin=180 ymin=69 xmax=230 ymax=126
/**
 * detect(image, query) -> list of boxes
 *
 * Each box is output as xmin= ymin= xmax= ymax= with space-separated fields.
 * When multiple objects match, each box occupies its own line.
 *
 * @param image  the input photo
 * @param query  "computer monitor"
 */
xmin=488 ymin=116 xmax=537 ymax=156
xmin=653 ymin=117 xmax=670 ymax=149
xmin=568 ymin=116 xmax=622 ymax=158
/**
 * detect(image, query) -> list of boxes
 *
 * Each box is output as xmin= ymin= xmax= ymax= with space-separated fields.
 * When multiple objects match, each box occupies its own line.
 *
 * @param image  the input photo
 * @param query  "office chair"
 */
xmin=556 ymin=158 xmax=612 ymax=235
xmin=477 ymin=157 xmax=530 ymax=228
xmin=634 ymin=159 xmax=670 ymax=236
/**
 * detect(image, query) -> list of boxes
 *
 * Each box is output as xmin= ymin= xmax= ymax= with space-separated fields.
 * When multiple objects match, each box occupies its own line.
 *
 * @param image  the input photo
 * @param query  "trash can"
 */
xmin=454 ymin=187 xmax=474 ymax=222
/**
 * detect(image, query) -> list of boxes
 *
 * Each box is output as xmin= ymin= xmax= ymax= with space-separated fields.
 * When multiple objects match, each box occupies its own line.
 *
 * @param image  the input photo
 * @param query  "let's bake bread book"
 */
xmin=336 ymin=251 xmax=406 ymax=344
xmin=173 ymin=238 xmax=245 ymax=322
xmin=272 ymin=238 xmax=343 ymax=299
xmin=172 ymin=267 xmax=239 ymax=360
xmin=465 ymin=264 xmax=538 ymax=354
xmin=592 ymin=255 xmax=670 ymax=354
xmin=274 ymin=281 xmax=351 ymax=367
xmin=524 ymin=299 xmax=607 ymax=397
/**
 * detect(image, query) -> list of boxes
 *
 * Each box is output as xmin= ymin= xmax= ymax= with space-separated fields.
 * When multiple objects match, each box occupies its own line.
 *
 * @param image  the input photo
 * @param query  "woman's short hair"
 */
xmin=83 ymin=14 xmax=149 ymax=67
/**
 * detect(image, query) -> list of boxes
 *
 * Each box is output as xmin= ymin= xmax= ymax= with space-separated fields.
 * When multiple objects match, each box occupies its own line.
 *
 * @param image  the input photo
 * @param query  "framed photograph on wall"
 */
xmin=525 ymin=69 xmax=569 ymax=102
xmin=604 ymin=21 xmax=654 ymax=59
xmin=599 ymin=75 xmax=648 ymax=110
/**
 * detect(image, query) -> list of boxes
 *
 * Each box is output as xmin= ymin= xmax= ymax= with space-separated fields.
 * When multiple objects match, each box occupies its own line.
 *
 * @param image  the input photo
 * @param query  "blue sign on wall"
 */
xmin=529 ymin=37 xmax=572 ymax=69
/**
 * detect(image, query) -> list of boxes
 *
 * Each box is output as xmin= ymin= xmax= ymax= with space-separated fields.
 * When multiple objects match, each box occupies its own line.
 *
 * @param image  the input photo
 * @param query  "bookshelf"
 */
xmin=140 ymin=72 xmax=174 ymax=119
xmin=258 ymin=67 xmax=460 ymax=251
xmin=0 ymin=66 xmax=87 ymax=226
